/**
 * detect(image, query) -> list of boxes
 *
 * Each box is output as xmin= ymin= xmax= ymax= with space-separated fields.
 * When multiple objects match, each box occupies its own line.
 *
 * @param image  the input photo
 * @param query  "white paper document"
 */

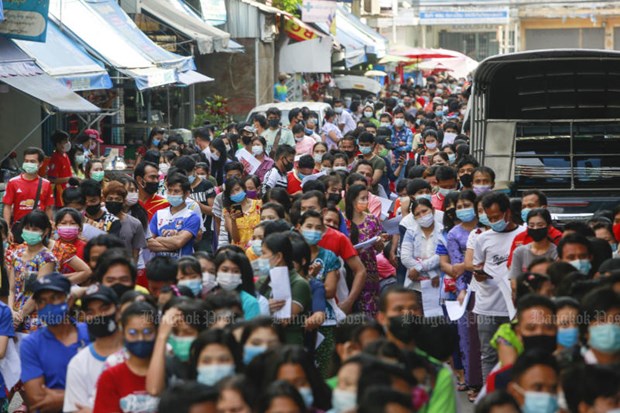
xmin=445 ymin=288 xmax=472 ymax=321
xmin=498 ymin=277 xmax=517 ymax=319
xmin=382 ymin=216 xmax=402 ymax=235
xmin=237 ymin=149 xmax=261 ymax=175
xmin=301 ymin=171 xmax=326 ymax=186
xmin=0 ymin=337 xmax=21 ymax=390
xmin=270 ymin=266 xmax=292 ymax=319
xmin=82 ymin=223 xmax=106 ymax=240
xmin=353 ymin=236 xmax=379 ymax=251
xmin=420 ymin=279 xmax=443 ymax=318
xmin=377 ymin=196 xmax=393 ymax=220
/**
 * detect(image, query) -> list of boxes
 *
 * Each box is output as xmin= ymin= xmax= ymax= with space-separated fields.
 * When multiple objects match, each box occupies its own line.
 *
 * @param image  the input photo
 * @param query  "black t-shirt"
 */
xmin=191 ymin=179 xmax=216 ymax=228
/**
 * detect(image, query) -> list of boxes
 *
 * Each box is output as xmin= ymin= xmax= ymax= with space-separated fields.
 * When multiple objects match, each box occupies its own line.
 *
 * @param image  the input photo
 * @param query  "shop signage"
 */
xmin=0 ymin=0 xmax=49 ymax=42
xmin=419 ymin=9 xmax=509 ymax=25
xmin=301 ymin=0 xmax=336 ymax=23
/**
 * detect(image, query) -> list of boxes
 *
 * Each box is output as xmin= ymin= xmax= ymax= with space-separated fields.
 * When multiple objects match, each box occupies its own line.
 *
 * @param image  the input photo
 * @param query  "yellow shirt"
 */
xmin=234 ymin=199 xmax=262 ymax=248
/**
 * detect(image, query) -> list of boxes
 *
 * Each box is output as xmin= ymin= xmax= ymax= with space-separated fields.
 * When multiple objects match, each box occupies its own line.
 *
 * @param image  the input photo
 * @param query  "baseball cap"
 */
xmin=32 ymin=272 xmax=71 ymax=297
xmin=77 ymin=129 xmax=103 ymax=144
xmin=82 ymin=284 xmax=119 ymax=308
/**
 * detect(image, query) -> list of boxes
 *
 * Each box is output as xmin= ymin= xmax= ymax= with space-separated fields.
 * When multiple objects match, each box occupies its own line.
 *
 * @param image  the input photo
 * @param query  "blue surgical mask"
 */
xmin=167 ymin=195 xmax=185 ymax=208
xmin=448 ymin=153 xmax=456 ymax=164
xmin=302 ymin=230 xmax=323 ymax=246
xmin=196 ymin=364 xmax=235 ymax=386
xmin=331 ymin=389 xmax=357 ymax=413
xmin=243 ymin=345 xmax=267 ymax=365
xmin=230 ymin=191 xmax=246 ymax=204
xmin=557 ymin=327 xmax=579 ymax=348
xmin=152 ymin=138 xmax=161 ymax=147
xmin=38 ymin=302 xmax=68 ymax=326
xmin=91 ymin=171 xmax=105 ymax=182
xmin=518 ymin=388 xmax=559 ymax=413
xmin=435 ymin=110 xmax=444 ymax=117
xmin=125 ymin=340 xmax=155 ymax=359
xmin=473 ymin=184 xmax=491 ymax=196
xmin=178 ymin=279 xmax=202 ymax=297
xmin=437 ymin=187 xmax=452 ymax=197
xmin=360 ymin=146 xmax=373 ymax=155
xmin=521 ymin=208 xmax=531 ymax=223
xmin=415 ymin=194 xmax=432 ymax=202
xmin=490 ymin=216 xmax=508 ymax=232
xmin=298 ymin=387 xmax=314 ymax=408
xmin=188 ymin=175 xmax=196 ymax=184
xmin=479 ymin=213 xmax=491 ymax=227
xmin=569 ymin=259 xmax=591 ymax=275
xmin=456 ymin=207 xmax=476 ymax=223
xmin=250 ymin=239 xmax=263 ymax=256
xmin=256 ymin=257 xmax=271 ymax=277
xmin=305 ymin=128 xmax=314 ymax=136
xmin=589 ymin=323 xmax=620 ymax=353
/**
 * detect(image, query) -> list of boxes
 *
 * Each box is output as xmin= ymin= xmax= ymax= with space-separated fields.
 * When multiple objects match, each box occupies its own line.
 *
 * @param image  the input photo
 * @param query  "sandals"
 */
xmin=467 ymin=388 xmax=480 ymax=403
xmin=457 ymin=382 xmax=467 ymax=392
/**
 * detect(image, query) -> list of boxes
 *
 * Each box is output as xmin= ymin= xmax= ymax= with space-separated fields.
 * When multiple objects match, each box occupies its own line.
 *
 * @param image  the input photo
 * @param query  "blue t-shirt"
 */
xmin=313 ymin=248 xmax=341 ymax=324
xmin=239 ymin=290 xmax=260 ymax=320
xmin=20 ymin=322 xmax=89 ymax=389
xmin=0 ymin=303 xmax=15 ymax=398
xmin=149 ymin=206 xmax=201 ymax=257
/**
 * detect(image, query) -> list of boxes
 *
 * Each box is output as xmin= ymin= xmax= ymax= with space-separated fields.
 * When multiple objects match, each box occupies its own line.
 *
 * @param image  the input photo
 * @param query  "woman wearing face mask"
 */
xmin=296 ymin=211 xmax=342 ymax=376
xmin=401 ymin=198 xmax=444 ymax=293
xmin=214 ymin=250 xmax=260 ymax=320
xmin=243 ymin=175 xmax=262 ymax=201
xmin=258 ymin=381 xmax=308 ymax=413
xmin=190 ymin=328 xmax=241 ymax=387
xmin=416 ymin=130 xmax=441 ymax=166
xmin=103 ymin=181 xmax=146 ymax=262
xmin=209 ymin=138 xmax=229 ymax=186
xmin=464 ymin=195 xmax=491 ymax=274
xmin=554 ymin=297 xmax=581 ymax=354
xmin=240 ymin=316 xmax=283 ymax=366
xmin=361 ymin=103 xmax=380 ymax=128
xmin=321 ymin=109 xmax=343 ymax=150
xmin=246 ymin=222 xmax=267 ymax=262
xmin=136 ymin=128 xmax=166 ymax=166
xmin=8 ymin=210 xmax=57 ymax=332
xmin=145 ymin=298 xmax=209 ymax=396
xmin=194 ymin=251 xmax=217 ymax=295
xmin=176 ymin=256 xmax=205 ymax=298
xmin=257 ymin=233 xmax=311 ymax=345
xmin=261 ymin=345 xmax=332 ymax=412
xmin=68 ymin=145 xmax=86 ymax=180
xmin=509 ymin=209 xmax=557 ymax=281
xmin=94 ymin=301 xmax=160 ymax=412
xmin=344 ymin=184 xmax=384 ymax=317
xmin=438 ymin=190 xmax=482 ymax=398
xmin=223 ymin=177 xmax=261 ymax=248
xmin=49 ymin=208 xmax=90 ymax=284
xmin=311 ymin=142 xmax=329 ymax=172
xmin=581 ymin=288 xmax=620 ymax=365
xmin=85 ymin=159 xmax=105 ymax=183
xmin=116 ymin=176 xmax=149 ymax=231
xmin=250 ymin=137 xmax=275 ymax=181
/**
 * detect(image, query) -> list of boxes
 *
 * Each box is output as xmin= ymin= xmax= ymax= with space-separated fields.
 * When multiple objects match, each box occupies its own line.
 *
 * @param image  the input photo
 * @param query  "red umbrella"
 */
xmin=390 ymin=46 xmax=457 ymax=60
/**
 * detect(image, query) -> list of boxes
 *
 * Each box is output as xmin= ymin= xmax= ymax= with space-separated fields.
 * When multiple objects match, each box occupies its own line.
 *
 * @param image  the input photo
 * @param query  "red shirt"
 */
xmin=47 ymin=151 xmax=72 ymax=207
xmin=140 ymin=195 xmax=169 ymax=223
xmin=93 ymin=362 xmax=158 ymax=413
xmin=2 ymin=174 xmax=53 ymax=223
xmin=286 ymin=171 xmax=303 ymax=195
xmin=318 ymin=227 xmax=358 ymax=261
xmin=507 ymin=226 xmax=563 ymax=268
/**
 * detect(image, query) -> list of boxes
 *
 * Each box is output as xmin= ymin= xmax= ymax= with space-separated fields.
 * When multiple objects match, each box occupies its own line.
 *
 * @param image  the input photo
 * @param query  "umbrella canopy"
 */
xmin=365 ymin=69 xmax=387 ymax=77
xmin=378 ymin=54 xmax=411 ymax=64
xmin=390 ymin=45 xmax=456 ymax=60
xmin=417 ymin=61 xmax=453 ymax=72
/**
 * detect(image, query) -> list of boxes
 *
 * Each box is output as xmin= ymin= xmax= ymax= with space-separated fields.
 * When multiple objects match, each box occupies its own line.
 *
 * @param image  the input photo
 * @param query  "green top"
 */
xmin=326 ymin=375 xmax=338 ymax=390
xmin=257 ymin=268 xmax=311 ymax=346
xmin=415 ymin=348 xmax=457 ymax=413
xmin=490 ymin=322 xmax=524 ymax=356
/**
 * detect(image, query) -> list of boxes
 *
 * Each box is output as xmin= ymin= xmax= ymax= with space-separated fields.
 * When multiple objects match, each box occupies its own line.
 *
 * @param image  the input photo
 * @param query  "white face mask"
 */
xmin=126 ymin=192 xmax=139 ymax=206
xmin=217 ymin=272 xmax=242 ymax=291
xmin=416 ymin=212 xmax=434 ymax=228
xmin=62 ymin=142 xmax=72 ymax=153
xmin=159 ymin=163 xmax=170 ymax=175
xmin=252 ymin=146 xmax=264 ymax=156
xmin=202 ymin=272 xmax=217 ymax=292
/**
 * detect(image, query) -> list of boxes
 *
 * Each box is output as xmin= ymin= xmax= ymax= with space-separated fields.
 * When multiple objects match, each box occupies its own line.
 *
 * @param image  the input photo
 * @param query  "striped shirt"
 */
xmin=262 ymin=166 xmax=288 ymax=195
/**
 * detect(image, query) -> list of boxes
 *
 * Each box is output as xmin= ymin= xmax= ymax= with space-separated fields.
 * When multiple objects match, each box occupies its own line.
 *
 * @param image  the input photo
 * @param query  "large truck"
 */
xmin=470 ymin=49 xmax=620 ymax=223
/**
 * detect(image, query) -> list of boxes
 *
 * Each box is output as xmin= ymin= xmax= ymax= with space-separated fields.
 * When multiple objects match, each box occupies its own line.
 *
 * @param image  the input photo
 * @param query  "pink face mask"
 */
xmin=57 ymin=226 xmax=79 ymax=241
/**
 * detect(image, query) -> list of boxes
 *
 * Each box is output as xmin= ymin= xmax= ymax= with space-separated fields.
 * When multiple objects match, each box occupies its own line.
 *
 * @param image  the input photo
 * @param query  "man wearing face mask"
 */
xmin=64 ymin=285 xmax=122 ymax=413
xmin=358 ymin=133 xmax=386 ymax=196
xmin=3 ymin=147 xmax=53 ymax=243
xmin=557 ymin=233 xmax=594 ymax=276
xmin=582 ymin=288 xmax=620 ymax=365
xmin=264 ymin=107 xmax=295 ymax=156
xmin=431 ymin=166 xmax=458 ymax=211
xmin=94 ymin=248 xmax=145 ymax=298
xmin=287 ymin=155 xmax=315 ymax=197
xmin=263 ymin=144 xmax=296 ymax=196
xmin=21 ymin=273 xmax=90 ymax=413
xmin=456 ymin=156 xmax=479 ymax=191
xmin=473 ymin=192 xmax=525 ymax=381
xmin=333 ymin=99 xmax=356 ymax=135
xmin=46 ymin=130 xmax=74 ymax=208
xmin=148 ymin=174 xmax=201 ymax=258
xmin=376 ymin=286 xmax=457 ymax=412
xmin=390 ymin=108 xmax=413 ymax=159
xmin=134 ymin=161 xmax=169 ymax=222
xmin=81 ymin=179 xmax=122 ymax=237
xmin=507 ymin=350 xmax=560 ymax=413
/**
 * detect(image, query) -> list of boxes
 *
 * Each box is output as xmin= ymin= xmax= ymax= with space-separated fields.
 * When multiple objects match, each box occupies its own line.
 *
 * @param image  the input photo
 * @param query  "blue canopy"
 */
xmin=15 ymin=21 xmax=112 ymax=91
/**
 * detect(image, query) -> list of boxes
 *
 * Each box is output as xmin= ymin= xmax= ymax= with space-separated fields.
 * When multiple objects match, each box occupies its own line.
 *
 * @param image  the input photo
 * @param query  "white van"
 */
xmin=246 ymin=102 xmax=332 ymax=127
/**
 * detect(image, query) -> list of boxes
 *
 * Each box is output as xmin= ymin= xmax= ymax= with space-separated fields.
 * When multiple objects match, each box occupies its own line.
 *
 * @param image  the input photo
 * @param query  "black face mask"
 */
xmin=460 ymin=173 xmax=473 ymax=188
xmin=283 ymin=160 xmax=294 ymax=172
xmin=268 ymin=119 xmax=280 ymax=128
xmin=87 ymin=314 xmax=118 ymax=339
xmin=327 ymin=193 xmax=342 ymax=204
xmin=522 ymin=334 xmax=557 ymax=355
xmin=388 ymin=315 xmax=423 ymax=344
xmin=110 ymin=283 xmax=133 ymax=299
xmin=242 ymin=135 xmax=253 ymax=146
xmin=445 ymin=207 xmax=456 ymax=221
xmin=527 ymin=227 xmax=548 ymax=242
xmin=106 ymin=201 xmax=123 ymax=216
xmin=143 ymin=181 xmax=159 ymax=195
xmin=86 ymin=204 xmax=101 ymax=217
xmin=345 ymin=150 xmax=357 ymax=160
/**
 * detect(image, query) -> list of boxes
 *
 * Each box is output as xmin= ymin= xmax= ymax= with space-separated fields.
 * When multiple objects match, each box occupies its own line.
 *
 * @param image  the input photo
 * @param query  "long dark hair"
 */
xmin=214 ymin=250 xmax=256 ymax=296
xmin=344 ymin=184 xmax=367 ymax=245
xmin=21 ymin=210 xmax=52 ymax=245
xmin=68 ymin=145 xmax=85 ymax=175
xmin=223 ymin=177 xmax=245 ymax=209
xmin=442 ymin=191 xmax=460 ymax=232
xmin=210 ymin=138 xmax=228 ymax=185
xmin=116 ymin=176 xmax=149 ymax=229
xmin=263 ymin=233 xmax=294 ymax=270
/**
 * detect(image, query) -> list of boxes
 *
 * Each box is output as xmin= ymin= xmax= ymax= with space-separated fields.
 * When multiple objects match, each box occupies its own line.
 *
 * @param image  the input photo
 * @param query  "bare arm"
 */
xmin=3 ymin=204 xmax=12 ymax=226
xmin=146 ymin=308 xmax=181 ymax=396
xmin=464 ymin=248 xmax=475 ymax=272
xmin=324 ymin=270 xmax=338 ymax=299
xmin=147 ymin=231 xmax=193 ymax=252
xmin=63 ymin=256 xmax=92 ymax=285
xmin=340 ymin=256 xmax=366 ymax=314
xmin=23 ymin=377 xmax=65 ymax=413
xmin=371 ymin=169 xmax=383 ymax=186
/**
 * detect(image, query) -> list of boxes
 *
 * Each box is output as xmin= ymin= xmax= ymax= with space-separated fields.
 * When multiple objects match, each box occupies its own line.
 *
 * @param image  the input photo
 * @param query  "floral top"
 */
xmin=11 ymin=245 xmax=57 ymax=332
xmin=51 ymin=240 xmax=78 ymax=274
xmin=232 ymin=199 xmax=262 ymax=248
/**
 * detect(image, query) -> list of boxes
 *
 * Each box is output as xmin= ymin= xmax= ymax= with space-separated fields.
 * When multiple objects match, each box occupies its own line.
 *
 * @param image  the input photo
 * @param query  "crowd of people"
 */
xmin=0 ymin=74 xmax=619 ymax=413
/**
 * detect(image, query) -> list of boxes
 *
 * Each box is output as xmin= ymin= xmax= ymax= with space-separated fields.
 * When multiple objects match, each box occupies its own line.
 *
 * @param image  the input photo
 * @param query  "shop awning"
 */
xmin=0 ymin=37 xmax=100 ymax=112
xmin=49 ymin=0 xmax=181 ymax=89
xmin=15 ymin=21 xmax=112 ymax=91
xmin=140 ymin=0 xmax=230 ymax=54
xmin=337 ymin=6 xmax=387 ymax=58
xmin=177 ymin=69 xmax=213 ymax=85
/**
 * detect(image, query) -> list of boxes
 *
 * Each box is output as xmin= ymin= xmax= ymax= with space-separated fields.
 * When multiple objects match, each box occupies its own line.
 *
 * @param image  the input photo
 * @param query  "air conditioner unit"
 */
xmin=363 ymin=0 xmax=380 ymax=15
